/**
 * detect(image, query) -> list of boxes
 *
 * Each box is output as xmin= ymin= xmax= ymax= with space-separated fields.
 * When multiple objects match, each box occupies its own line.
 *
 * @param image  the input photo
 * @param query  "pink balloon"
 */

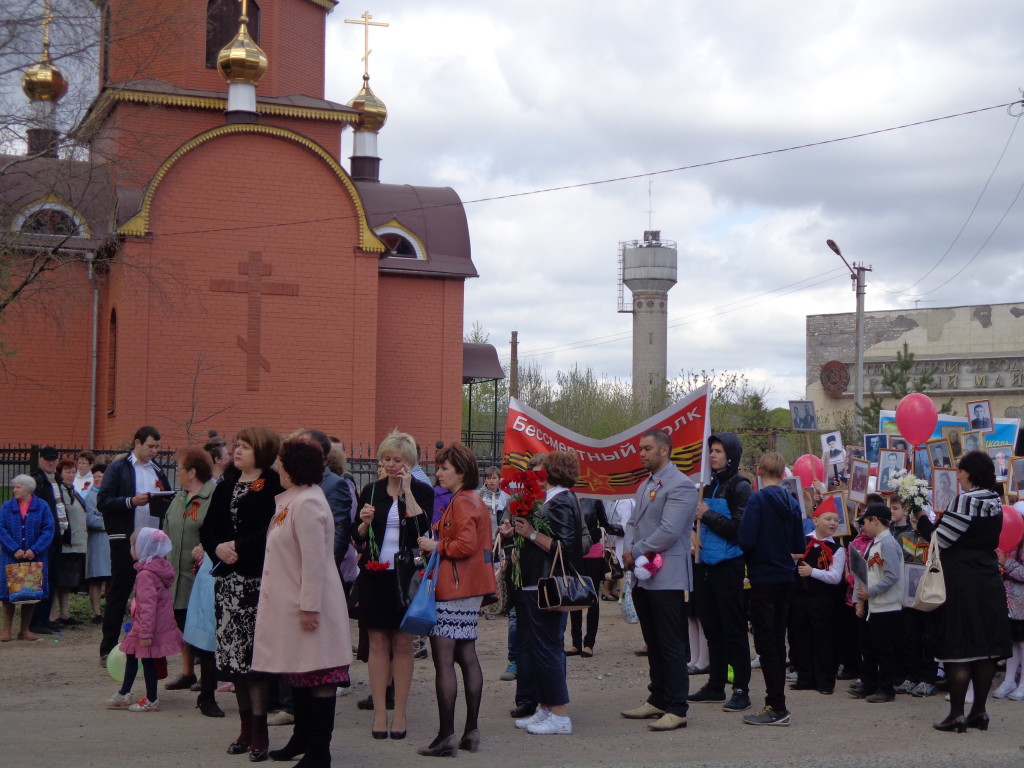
xmin=792 ymin=454 xmax=824 ymax=489
xmin=895 ymin=393 xmax=938 ymax=447
xmin=1000 ymin=504 xmax=1024 ymax=553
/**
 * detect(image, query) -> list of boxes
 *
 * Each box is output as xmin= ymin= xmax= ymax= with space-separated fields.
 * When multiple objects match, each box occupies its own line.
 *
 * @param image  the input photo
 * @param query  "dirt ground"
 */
xmin=2 ymin=601 xmax=1022 ymax=768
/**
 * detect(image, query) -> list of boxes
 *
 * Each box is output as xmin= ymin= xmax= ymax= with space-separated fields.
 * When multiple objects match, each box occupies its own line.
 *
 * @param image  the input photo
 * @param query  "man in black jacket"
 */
xmin=30 ymin=446 xmax=63 ymax=635
xmin=690 ymin=432 xmax=753 ymax=713
xmin=97 ymin=426 xmax=169 ymax=660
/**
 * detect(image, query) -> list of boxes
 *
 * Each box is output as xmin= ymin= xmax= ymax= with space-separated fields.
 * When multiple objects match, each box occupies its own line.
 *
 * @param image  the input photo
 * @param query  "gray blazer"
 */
xmin=626 ymin=463 xmax=698 ymax=591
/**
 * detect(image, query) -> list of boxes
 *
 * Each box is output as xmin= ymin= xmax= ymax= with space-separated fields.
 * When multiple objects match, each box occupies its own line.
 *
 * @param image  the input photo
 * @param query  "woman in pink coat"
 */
xmin=253 ymin=438 xmax=352 ymax=768
xmin=107 ymin=527 xmax=183 ymax=712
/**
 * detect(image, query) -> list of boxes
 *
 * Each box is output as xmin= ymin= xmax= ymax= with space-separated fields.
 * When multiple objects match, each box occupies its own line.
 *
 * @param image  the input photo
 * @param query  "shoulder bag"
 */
xmin=5 ymin=561 xmax=45 ymax=603
xmin=912 ymin=532 xmax=945 ymax=612
xmin=400 ymin=549 xmax=439 ymax=635
xmin=482 ymin=532 xmax=511 ymax=616
xmin=537 ymin=541 xmax=598 ymax=612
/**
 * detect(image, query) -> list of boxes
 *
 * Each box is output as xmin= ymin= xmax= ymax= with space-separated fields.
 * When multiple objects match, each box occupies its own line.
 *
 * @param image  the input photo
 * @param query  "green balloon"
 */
xmin=106 ymin=646 xmax=127 ymax=683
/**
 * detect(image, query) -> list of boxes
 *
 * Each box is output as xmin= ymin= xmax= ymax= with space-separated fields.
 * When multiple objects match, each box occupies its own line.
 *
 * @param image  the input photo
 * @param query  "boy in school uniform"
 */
xmin=852 ymin=502 xmax=905 ymax=703
xmin=788 ymin=498 xmax=847 ymax=695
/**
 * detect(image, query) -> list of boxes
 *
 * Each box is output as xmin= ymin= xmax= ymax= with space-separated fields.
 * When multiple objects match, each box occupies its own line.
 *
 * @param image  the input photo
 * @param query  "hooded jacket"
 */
xmin=699 ymin=432 xmax=751 ymax=565
xmin=737 ymin=484 xmax=805 ymax=585
xmin=119 ymin=556 xmax=183 ymax=658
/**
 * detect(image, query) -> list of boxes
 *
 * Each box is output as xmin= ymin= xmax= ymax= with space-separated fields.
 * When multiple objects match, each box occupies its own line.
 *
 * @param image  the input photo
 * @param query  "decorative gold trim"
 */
xmin=307 ymin=0 xmax=338 ymax=10
xmin=103 ymin=89 xmax=359 ymax=122
xmin=118 ymin=124 xmax=384 ymax=253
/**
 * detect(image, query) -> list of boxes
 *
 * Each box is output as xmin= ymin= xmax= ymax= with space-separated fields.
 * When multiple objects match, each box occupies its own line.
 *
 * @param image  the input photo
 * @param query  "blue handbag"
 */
xmin=400 ymin=549 xmax=439 ymax=635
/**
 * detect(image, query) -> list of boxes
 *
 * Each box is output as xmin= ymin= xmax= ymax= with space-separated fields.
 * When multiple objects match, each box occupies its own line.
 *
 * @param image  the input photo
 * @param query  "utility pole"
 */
xmin=827 ymin=239 xmax=872 ymax=431
xmin=509 ymin=331 xmax=519 ymax=400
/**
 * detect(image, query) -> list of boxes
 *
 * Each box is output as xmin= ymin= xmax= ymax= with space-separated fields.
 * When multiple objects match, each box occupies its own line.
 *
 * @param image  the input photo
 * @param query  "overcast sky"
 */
xmin=312 ymin=4 xmax=1015 ymax=406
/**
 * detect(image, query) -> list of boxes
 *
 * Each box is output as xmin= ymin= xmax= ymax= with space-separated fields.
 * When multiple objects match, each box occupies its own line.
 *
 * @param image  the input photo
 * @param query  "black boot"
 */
xmin=270 ymin=688 xmax=311 ymax=760
xmin=293 ymin=695 xmax=336 ymax=768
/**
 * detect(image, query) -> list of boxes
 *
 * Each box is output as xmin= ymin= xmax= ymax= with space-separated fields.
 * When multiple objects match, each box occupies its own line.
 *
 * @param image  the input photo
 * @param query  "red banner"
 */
xmin=502 ymin=385 xmax=711 ymax=499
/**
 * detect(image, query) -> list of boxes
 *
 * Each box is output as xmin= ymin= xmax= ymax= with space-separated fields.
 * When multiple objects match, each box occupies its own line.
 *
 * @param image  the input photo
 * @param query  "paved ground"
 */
xmin=3 ymin=601 xmax=1023 ymax=767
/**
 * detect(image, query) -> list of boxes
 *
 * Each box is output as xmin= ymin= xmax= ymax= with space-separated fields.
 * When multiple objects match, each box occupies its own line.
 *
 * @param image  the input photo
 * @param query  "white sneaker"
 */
xmin=515 ymin=707 xmax=549 ymax=729
xmin=527 ymin=714 xmax=572 ymax=735
xmin=128 ymin=698 xmax=160 ymax=712
xmin=107 ymin=692 xmax=131 ymax=709
xmin=993 ymin=680 xmax=1017 ymax=699
xmin=1009 ymin=684 xmax=1024 ymax=702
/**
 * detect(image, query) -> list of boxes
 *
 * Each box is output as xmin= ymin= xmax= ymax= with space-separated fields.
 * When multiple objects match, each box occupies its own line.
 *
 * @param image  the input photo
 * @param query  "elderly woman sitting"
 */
xmin=1 ymin=475 xmax=56 ymax=641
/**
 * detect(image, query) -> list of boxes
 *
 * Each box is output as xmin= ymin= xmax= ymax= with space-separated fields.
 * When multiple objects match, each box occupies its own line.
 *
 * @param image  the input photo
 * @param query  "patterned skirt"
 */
xmin=431 ymin=596 xmax=483 ymax=640
xmin=284 ymin=666 xmax=350 ymax=688
xmin=214 ymin=572 xmax=261 ymax=680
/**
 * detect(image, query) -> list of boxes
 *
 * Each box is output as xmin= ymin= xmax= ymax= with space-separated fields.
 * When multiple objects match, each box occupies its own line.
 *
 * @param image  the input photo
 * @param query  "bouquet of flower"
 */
xmin=363 ymin=486 xmax=390 ymax=572
xmin=500 ymin=467 xmax=553 ymax=587
xmin=887 ymin=468 xmax=929 ymax=516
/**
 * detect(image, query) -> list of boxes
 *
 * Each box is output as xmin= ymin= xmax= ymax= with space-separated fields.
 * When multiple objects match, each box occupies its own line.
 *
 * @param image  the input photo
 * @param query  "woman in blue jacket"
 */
xmin=1 ymin=474 xmax=55 ymax=641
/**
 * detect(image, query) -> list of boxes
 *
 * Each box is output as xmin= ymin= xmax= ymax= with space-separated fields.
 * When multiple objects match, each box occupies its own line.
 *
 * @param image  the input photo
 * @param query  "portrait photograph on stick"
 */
xmin=926 ymin=437 xmax=954 ymax=468
xmin=988 ymin=445 xmax=1012 ymax=481
xmin=863 ymin=433 xmax=886 ymax=464
xmin=821 ymin=431 xmax=846 ymax=466
xmin=961 ymin=430 xmax=985 ymax=455
xmin=789 ymin=400 xmax=818 ymax=431
xmin=876 ymin=450 xmax=906 ymax=495
xmin=931 ymin=467 xmax=959 ymax=513
xmin=966 ymin=399 xmax=994 ymax=433
xmin=848 ymin=458 xmax=870 ymax=504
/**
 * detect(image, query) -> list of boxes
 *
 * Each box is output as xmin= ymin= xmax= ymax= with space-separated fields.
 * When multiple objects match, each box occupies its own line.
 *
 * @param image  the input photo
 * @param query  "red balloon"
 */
xmin=1000 ymin=504 xmax=1024 ymax=552
xmin=792 ymin=454 xmax=824 ymax=489
xmin=895 ymin=393 xmax=938 ymax=447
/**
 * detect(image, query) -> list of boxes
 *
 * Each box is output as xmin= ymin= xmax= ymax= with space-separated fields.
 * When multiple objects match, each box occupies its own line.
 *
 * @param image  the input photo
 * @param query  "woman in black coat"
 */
xmin=199 ymin=426 xmax=283 ymax=761
xmin=351 ymin=430 xmax=432 ymax=739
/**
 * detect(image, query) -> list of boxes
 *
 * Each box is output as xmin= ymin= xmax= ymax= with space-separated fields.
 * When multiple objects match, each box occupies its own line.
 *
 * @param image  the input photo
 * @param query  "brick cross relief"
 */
xmin=210 ymin=251 xmax=299 ymax=391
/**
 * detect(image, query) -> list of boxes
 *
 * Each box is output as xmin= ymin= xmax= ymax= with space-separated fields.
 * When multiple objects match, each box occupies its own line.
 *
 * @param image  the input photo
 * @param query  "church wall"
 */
xmin=263 ymin=0 xmax=327 ymax=98
xmin=0 ymin=262 xmax=98 ymax=445
xmin=98 ymin=131 xmax=372 ymax=446
xmin=373 ymin=274 xmax=465 ymax=449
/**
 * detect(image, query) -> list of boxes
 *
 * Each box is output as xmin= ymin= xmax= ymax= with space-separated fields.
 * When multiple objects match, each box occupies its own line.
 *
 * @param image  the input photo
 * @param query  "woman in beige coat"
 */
xmin=253 ymin=438 xmax=352 ymax=768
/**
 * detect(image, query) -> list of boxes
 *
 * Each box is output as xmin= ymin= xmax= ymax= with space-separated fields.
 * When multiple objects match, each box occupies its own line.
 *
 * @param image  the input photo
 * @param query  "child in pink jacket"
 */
xmin=106 ymin=528 xmax=183 ymax=712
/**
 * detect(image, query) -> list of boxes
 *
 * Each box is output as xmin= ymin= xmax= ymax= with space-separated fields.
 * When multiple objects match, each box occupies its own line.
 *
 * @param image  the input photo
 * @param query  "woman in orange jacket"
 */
xmin=416 ymin=442 xmax=497 ymax=757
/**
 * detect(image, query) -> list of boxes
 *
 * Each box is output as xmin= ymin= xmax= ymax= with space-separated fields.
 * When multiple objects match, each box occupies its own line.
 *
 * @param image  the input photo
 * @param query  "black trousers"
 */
xmin=632 ymin=587 xmax=690 ymax=717
xmin=694 ymin=558 xmax=751 ymax=692
xmin=900 ymin=607 xmax=937 ymax=684
xmin=748 ymin=583 xmax=791 ymax=712
xmin=788 ymin=587 xmax=837 ymax=692
xmin=861 ymin=609 xmax=903 ymax=695
xmin=100 ymin=539 xmax=136 ymax=657
xmin=569 ymin=557 xmax=605 ymax=649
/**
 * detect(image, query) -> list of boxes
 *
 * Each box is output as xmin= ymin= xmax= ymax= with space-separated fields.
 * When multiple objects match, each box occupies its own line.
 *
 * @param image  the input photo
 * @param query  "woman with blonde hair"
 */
xmin=352 ymin=430 xmax=433 ymax=740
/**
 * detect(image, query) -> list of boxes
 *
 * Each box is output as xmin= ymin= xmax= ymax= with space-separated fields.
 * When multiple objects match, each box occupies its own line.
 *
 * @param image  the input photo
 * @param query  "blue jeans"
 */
xmin=507 ymin=606 xmax=518 ymax=663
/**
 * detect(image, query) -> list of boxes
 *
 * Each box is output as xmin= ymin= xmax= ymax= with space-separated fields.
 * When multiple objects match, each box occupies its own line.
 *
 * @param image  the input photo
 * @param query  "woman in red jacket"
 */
xmin=416 ymin=443 xmax=497 ymax=757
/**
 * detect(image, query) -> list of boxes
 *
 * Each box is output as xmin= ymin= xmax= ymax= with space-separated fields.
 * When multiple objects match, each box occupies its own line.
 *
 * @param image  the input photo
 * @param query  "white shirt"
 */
xmin=73 ymin=471 xmax=93 ymax=495
xmin=378 ymin=500 xmax=402 ymax=569
xmin=130 ymin=451 xmax=160 ymax=531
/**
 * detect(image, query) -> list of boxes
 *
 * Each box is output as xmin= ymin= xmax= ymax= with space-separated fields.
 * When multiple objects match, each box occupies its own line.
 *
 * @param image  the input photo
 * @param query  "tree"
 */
xmin=855 ymin=342 xmax=955 ymax=437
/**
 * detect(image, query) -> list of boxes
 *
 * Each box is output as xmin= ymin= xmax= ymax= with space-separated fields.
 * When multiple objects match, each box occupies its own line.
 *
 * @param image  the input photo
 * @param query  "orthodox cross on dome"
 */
xmin=209 ymin=252 xmax=298 ymax=392
xmin=345 ymin=11 xmax=389 ymax=76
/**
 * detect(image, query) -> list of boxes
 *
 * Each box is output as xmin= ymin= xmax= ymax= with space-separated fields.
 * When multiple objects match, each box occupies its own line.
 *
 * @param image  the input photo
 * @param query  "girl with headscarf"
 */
xmin=106 ymin=527 xmax=184 ymax=713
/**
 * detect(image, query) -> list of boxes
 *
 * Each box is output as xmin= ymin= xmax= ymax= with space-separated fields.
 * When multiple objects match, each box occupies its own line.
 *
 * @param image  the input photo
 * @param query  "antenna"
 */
xmin=647 ymin=180 xmax=654 ymax=231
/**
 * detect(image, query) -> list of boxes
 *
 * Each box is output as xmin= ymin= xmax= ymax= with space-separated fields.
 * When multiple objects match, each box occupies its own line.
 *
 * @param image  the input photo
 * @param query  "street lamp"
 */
xmin=826 ymin=239 xmax=872 ymax=431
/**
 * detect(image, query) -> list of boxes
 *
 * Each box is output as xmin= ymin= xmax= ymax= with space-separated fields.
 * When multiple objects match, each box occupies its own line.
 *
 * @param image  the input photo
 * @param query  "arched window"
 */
xmin=206 ymin=0 xmax=261 ymax=68
xmin=106 ymin=309 xmax=117 ymax=415
xmin=379 ymin=233 xmax=417 ymax=258
xmin=374 ymin=221 xmax=427 ymax=260
xmin=15 ymin=202 xmax=86 ymax=236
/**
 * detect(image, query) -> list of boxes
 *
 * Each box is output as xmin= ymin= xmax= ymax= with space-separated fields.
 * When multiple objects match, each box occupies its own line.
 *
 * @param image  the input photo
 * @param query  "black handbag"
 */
xmin=537 ymin=541 xmax=598 ymax=612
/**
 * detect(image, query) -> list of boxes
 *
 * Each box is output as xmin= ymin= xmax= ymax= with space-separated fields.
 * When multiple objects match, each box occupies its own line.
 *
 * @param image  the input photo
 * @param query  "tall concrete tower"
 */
xmin=618 ymin=230 xmax=678 ymax=409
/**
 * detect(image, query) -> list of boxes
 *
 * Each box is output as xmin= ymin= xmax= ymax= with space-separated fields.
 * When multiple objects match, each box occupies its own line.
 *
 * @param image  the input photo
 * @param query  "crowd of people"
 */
xmin=2 ymin=423 xmax=1022 ymax=763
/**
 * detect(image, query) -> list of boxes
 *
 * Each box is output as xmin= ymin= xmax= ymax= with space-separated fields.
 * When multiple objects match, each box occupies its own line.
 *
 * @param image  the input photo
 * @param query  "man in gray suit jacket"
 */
xmin=620 ymin=428 xmax=698 ymax=732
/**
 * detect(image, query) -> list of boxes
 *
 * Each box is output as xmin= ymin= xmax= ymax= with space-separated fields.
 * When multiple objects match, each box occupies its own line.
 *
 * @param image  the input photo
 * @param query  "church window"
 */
xmin=379 ymin=233 xmax=417 ymax=258
xmin=206 ymin=0 xmax=261 ymax=68
xmin=15 ymin=203 xmax=85 ymax=237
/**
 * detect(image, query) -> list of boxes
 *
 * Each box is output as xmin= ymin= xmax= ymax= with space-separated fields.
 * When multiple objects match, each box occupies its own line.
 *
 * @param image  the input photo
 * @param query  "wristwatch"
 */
xmin=529 ymin=530 xmax=539 ymax=542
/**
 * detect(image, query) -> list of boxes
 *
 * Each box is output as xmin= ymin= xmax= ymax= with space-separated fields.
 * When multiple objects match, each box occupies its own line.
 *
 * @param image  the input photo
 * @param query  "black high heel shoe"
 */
xmin=966 ymin=712 xmax=990 ymax=731
xmin=417 ymin=734 xmax=459 ymax=757
xmin=459 ymin=730 xmax=480 ymax=752
xmin=932 ymin=715 xmax=967 ymax=733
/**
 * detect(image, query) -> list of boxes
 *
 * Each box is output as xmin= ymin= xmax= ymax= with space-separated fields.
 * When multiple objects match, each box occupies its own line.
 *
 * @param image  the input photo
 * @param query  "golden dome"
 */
xmin=347 ymin=75 xmax=388 ymax=132
xmin=22 ymin=57 xmax=68 ymax=102
xmin=217 ymin=16 xmax=268 ymax=85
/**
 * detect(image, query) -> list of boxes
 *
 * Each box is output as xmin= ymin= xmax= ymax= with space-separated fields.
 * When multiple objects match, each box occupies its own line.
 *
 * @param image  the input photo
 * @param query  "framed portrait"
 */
xmin=876 ymin=450 xmax=907 ymax=494
xmin=888 ymin=435 xmax=911 ymax=453
xmin=821 ymin=491 xmax=851 ymax=538
xmin=926 ymin=437 xmax=954 ymax=469
xmin=848 ymin=458 xmax=870 ymax=504
xmin=863 ymin=433 xmax=887 ymax=464
xmin=821 ymin=431 xmax=845 ymax=466
xmin=1011 ymin=457 xmax=1024 ymax=495
xmin=789 ymin=400 xmax=818 ymax=431
xmin=988 ymin=445 xmax=1012 ymax=481
xmin=940 ymin=425 xmax=964 ymax=459
xmin=966 ymin=399 xmax=994 ymax=434
xmin=961 ymin=430 xmax=985 ymax=456
xmin=931 ymin=467 xmax=959 ymax=513
xmin=903 ymin=564 xmax=925 ymax=608
xmin=779 ymin=476 xmax=807 ymax=518
xmin=913 ymin=445 xmax=933 ymax=485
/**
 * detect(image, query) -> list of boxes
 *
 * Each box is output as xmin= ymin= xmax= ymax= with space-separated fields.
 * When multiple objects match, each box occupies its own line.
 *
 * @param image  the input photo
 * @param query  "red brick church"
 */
xmin=1 ymin=0 xmax=480 ymax=450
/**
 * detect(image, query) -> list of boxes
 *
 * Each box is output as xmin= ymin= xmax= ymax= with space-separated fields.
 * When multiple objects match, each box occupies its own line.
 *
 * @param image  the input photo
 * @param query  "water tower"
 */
xmin=618 ymin=230 xmax=678 ymax=408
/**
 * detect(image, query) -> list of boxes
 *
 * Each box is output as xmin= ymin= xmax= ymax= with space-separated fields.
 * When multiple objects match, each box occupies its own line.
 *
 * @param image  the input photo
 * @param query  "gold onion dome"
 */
xmin=22 ymin=54 xmax=67 ymax=103
xmin=347 ymin=74 xmax=387 ymax=132
xmin=217 ymin=15 xmax=268 ymax=84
